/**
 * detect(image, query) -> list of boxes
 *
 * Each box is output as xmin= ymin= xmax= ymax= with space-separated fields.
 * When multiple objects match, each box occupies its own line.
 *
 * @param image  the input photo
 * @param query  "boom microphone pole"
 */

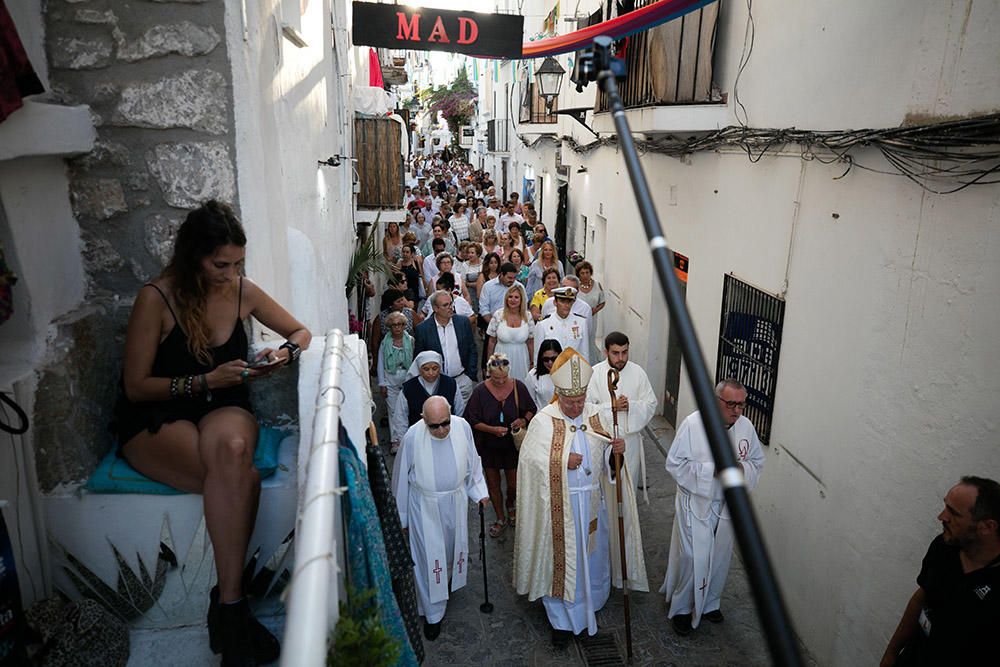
xmin=581 ymin=35 xmax=803 ymax=667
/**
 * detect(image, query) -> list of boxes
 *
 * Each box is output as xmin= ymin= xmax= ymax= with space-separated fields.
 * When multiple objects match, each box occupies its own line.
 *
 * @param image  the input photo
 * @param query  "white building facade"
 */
xmin=476 ymin=1 xmax=1000 ymax=665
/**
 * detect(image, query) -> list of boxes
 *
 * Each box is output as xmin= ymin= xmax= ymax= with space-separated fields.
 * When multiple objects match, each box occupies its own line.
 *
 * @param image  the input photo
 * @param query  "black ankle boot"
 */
xmin=213 ymin=597 xmax=257 ymax=667
xmin=209 ymin=587 xmax=280 ymax=664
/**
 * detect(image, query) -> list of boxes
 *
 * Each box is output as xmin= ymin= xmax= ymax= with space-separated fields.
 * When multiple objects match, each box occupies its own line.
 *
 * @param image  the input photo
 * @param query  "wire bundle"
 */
xmin=563 ymin=113 xmax=1000 ymax=194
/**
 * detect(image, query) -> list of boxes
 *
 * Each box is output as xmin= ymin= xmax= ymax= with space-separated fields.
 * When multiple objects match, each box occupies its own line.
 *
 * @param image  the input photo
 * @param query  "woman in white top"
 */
xmin=486 ymin=283 xmax=534 ymax=383
xmin=524 ymin=339 xmax=563 ymax=409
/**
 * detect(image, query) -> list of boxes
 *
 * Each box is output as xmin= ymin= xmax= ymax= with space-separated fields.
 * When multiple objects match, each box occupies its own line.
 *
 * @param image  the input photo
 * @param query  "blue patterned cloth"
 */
xmin=339 ymin=427 xmax=418 ymax=666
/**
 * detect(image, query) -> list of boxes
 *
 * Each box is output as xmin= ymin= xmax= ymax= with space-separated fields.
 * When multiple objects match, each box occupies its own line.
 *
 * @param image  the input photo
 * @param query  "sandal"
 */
xmin=506 ymin=507 xmax=516 ymax=527
xmin=488 ymin=518 xmax=508 ymax=538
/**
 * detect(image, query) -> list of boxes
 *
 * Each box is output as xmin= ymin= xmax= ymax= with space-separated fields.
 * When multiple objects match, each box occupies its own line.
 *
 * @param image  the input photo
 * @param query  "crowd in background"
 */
xmin=368 ymin=152 xmax=608 ymax=535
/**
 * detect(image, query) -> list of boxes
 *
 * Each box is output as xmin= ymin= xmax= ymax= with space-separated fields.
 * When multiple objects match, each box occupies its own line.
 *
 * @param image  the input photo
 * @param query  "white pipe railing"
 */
xmin=281 ymin=329 xmax=345 ymax=666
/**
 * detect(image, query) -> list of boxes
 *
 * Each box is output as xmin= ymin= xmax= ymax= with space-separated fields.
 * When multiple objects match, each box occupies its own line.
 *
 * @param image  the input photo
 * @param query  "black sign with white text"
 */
xmin=352 ymin=2 xmax=524 ymax=58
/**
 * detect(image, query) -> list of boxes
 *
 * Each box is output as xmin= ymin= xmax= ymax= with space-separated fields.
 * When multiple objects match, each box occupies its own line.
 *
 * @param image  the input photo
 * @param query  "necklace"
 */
xmin=580 ymin=281 xmax=593 ymax=289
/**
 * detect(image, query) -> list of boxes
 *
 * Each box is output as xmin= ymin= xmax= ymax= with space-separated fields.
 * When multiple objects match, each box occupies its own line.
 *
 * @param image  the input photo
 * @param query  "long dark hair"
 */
xmin=161 ymin=200 xmax=246 ymax=364
xmin=535 ymin=339 xmax=563 ymax=377
xmin=481 ymin=252 xmax=501 ymax=280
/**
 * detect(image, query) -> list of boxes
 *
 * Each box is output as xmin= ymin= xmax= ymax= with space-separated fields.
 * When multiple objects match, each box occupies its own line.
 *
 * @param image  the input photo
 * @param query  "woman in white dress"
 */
xmin=486 ymin=283 xmax=533 ymax=383
xmin=524 ymin=339 xmax=563 ymax=408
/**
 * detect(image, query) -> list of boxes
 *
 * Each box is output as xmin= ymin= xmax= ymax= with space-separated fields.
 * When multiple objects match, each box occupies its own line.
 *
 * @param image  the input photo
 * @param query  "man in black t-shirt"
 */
xmin=880 ymin=476 xmax=1000 ymax=667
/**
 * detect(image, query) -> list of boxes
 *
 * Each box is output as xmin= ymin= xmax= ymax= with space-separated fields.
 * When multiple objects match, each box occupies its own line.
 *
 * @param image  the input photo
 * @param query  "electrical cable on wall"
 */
xmin=562 ymin=114 xmax=1000 ymax=194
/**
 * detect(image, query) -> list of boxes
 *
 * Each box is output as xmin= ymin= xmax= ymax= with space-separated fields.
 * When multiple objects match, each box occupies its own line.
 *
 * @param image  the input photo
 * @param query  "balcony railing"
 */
xmin=597 ymin=0 xmax=719 ymax=111
xmin=487 ymin=118 xmax=511 ymax=152
xmin=519 ymin=82 xmax=558 ymax=124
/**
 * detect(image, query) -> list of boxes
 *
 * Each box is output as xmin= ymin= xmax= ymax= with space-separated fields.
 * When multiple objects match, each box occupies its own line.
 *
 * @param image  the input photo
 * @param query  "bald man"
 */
xmin=393 ymin=397 xmax=489 ymax=640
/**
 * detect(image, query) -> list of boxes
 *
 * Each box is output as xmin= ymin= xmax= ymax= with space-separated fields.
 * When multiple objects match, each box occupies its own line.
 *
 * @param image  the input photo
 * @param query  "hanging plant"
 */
xmin=327 ymin=585 xmax=401 ymax=667
xmin=345 ymin=212 xmax=393 ymax=293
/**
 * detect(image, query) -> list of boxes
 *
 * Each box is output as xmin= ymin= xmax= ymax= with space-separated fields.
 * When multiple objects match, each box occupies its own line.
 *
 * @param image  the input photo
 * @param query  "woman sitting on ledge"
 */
xmin=114 ymin=200 xmax=311 ymax=666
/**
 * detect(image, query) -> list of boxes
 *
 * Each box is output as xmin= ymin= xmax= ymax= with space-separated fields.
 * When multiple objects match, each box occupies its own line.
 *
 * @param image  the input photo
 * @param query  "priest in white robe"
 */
xmin=513 ymin=349 xmax=648 ymax=648
xmin=587 ymin=331 xmax=659 ymax=503
xmin=660 ymin=378 xmax=766 ymax=636
xmin=393 ymin=396 xmax=489 ymax=640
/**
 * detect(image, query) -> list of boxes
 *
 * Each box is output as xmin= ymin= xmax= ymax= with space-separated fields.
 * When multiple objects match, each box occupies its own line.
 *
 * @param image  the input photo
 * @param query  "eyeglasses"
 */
xmin=489 ymin=359 xmax=510 ymax=367
xmin=541 ymin=356 xmax=558 ymax=364
xmin=717 ymin=397 xmax=747 ymax=410
xmin=425 ymin=420 xmax=451 ymax=430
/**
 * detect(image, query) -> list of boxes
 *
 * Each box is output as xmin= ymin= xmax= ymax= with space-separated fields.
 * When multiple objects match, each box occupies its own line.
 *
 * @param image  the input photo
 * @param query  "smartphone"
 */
xmin=250 ymin=356 xmax=283 ymax=369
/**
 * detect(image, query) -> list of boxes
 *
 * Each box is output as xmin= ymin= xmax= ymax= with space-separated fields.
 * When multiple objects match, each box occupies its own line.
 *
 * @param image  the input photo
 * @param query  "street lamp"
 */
xmin=534 ymin=56 xmax=565 ymax=112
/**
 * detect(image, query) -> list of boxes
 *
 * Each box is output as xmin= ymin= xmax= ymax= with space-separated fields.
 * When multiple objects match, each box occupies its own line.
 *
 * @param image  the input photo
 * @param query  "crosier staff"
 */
xmin=607 ymin=367 xmax=633 ymax=663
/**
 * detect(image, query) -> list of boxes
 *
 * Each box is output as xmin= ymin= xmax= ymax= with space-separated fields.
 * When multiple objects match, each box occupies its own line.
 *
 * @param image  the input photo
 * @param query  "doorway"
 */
xmin=554 ymin=182 xmax=568 ymax=262
xmin=663 ymin=252 xmax=689 ymax=426
xmin=501 ymin=158 xmax=508 ymax=203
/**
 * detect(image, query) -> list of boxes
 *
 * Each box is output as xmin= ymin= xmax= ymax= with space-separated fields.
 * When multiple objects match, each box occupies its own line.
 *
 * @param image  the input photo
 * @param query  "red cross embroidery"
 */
xmin=456 ymin=552 xmax=465 ymax=574
xmin=433 ymin=560 xmax=443 ymax=584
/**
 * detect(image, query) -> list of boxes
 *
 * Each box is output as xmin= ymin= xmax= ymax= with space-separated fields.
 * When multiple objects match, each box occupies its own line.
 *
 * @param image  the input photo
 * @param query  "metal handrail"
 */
xmin=281 ymin=329 xmax=346 ymax=666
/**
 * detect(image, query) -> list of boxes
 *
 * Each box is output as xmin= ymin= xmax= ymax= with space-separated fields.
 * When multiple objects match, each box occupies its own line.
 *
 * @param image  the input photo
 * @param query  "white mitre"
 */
xmin=549 ymin=348 xmax=592 ymax=397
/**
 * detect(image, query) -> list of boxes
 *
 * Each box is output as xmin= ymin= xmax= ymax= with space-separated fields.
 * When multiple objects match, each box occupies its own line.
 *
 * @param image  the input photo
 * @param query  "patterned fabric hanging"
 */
xmin=339 ymin=425 xmax=418 ymax=666
xmin=365 ymin=435 xmax=424 ymax=664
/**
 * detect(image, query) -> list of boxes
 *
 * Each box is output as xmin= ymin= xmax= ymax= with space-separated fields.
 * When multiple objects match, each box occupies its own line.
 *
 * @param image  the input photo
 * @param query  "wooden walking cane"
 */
xmin=608 ymin=368 xmax=633 ymax=663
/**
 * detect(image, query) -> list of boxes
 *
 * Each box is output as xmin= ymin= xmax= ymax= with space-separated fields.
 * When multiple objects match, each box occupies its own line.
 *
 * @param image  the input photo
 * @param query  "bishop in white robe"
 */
xmin=587 ymin=335 xmax=658 ymax=502
xmin=513 ymin=349 xmax=648 ymax=646
xmin=660 ymin=379 xmax=765 ymax=632
xmin=393 ymin=397 xmax=489 ymax=635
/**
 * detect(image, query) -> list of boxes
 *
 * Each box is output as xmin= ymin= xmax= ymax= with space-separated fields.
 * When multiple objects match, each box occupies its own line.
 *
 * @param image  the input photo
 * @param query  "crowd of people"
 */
xmin=375 ymin=155 xmax=997 ymax=665
xmin=371 ymin=155 xmax=609 ymax=458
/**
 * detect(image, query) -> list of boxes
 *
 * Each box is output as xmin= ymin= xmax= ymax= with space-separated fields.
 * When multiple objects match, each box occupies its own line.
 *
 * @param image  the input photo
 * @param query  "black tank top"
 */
xmin=112 ymin=280 xmax=251 ymax=448
xmin=146 ymin=280 xmax=250 ymax=381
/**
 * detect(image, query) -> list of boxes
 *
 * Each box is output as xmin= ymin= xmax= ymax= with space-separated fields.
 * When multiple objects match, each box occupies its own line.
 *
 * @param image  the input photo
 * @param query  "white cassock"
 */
xmin=659 ymin=412 xmax=765 ymax=628
xmin=538 ymin=314 xmax=590 ymax=363
xmin=393 ymin=416 xmax=488 ymax=623
xmin=514 ymin=403 xmax=648 ymax=636
xmin=586 ymin=360 xmax=658 ymax=502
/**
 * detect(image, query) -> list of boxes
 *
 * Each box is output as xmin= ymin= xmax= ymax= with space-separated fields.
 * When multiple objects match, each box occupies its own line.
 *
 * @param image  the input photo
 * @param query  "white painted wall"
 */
xmin=562 ymin=140 xmax=999 ymax=666
xmin=225 ymin=0 xmax=354 ymax=338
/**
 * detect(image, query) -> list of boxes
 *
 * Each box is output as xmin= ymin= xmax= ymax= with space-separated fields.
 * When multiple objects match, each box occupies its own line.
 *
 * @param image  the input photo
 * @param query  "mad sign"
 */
xmin=352 ymin=2 xmax=524 ymax=59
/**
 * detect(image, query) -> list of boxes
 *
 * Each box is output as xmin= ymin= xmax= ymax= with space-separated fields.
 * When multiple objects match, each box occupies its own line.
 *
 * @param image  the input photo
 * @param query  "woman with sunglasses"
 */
xmin=525 ymin=339 xmax=563 ymax=409
xmin=464 ymin=353 xmax=536 ymax=538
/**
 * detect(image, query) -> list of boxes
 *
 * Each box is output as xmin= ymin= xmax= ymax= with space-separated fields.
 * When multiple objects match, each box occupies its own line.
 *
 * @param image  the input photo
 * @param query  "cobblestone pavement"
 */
xmin=377 ymin=390 xmax=818 ymax=667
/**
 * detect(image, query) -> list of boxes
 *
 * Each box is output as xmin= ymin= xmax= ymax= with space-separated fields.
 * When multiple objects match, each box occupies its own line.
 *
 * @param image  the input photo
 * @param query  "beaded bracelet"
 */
xmin=169 ymin=376 xmax=180 ymax=399
xmin=183 ymin=375 xmax=195 ymax=398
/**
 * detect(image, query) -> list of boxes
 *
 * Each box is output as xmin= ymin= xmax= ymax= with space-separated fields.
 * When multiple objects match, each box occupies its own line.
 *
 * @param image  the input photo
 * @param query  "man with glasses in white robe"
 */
xmin=393 ymin=396 xmax=489 ymax=641
xmin=660 ymin=378 xmax=766 ymax=636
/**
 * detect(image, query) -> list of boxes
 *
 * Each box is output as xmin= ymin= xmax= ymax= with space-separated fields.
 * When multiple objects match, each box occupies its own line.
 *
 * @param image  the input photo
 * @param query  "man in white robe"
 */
xmin=587 ymin=331 xmax=659 ymax=502
xmin=393 ymin=396 xmax=489 ymax=640
xmin=514 ymin=349 xmax=648 ymax=648
xmin=660 ymin=378 xmax=766 ymax=636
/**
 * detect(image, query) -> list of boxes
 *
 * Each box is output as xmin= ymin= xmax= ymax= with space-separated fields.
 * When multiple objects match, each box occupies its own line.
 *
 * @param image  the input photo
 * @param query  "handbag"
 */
xmin=510 ymin=382 xmax=527 ymax=450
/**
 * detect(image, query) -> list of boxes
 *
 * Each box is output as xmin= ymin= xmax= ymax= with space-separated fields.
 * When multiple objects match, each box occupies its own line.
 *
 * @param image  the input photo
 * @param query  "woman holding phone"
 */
xmin=113 ymin=200 xmax=311 ymax=665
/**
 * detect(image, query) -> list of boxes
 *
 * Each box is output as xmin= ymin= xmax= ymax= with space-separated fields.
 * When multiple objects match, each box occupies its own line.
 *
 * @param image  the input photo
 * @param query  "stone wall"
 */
xmin=34 ymin=0 xmax=241 ymax=490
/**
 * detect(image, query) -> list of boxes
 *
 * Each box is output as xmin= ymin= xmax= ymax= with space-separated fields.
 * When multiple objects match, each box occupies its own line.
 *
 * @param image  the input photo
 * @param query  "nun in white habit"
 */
xmin=392 ymin=396 xmax=489 ymax=639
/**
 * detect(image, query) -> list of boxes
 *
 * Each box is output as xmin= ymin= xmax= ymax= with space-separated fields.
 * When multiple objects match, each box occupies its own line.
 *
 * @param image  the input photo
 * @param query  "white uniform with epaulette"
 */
xmin=539 ymin=312 xmax=589 ymax=363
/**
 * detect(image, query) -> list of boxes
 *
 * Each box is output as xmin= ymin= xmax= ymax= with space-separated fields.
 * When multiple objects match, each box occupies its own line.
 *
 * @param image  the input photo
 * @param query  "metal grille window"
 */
xmin=715 ymin=274 xmax=785 ymax=444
